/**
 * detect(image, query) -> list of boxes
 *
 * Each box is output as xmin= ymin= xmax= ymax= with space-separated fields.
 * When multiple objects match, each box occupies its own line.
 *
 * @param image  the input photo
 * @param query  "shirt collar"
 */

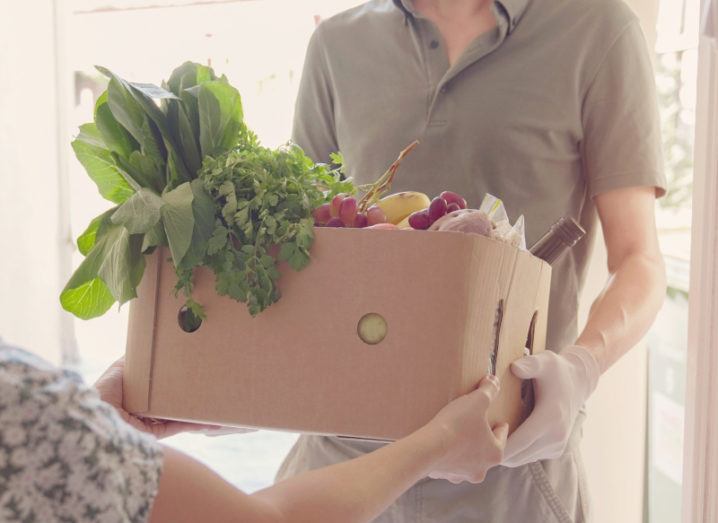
xmin=392 ymin=0 xmax=529 ymax=33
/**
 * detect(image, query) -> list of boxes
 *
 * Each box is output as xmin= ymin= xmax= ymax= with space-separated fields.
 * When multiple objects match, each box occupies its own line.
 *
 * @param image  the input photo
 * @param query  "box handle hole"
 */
xmin=489 ymin=299 xmax=504 ymax=375
xmin=521 ymin=311 xmax=539 ymax=407
xmin=357 ymin=313 xmax=388 ymax=345
xmin=178 ymin=305 xmax=203 ymax=333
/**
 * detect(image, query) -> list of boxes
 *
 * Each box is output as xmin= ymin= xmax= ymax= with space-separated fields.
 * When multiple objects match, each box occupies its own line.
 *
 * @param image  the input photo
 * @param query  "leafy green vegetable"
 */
xmin=61 ymin=223 xmax=140 ymax=319
xmin=71 ymin=124 xmax=137 ymax=203
xmin=160 ymin=182 xmax=195 ymax=266
xmin=111 ymin=188 xmax=164 ymax=234
xmin=96 ymin=226 xmax=145 ymax=304
xmin=77 ymin=208 xmax=116 ymax=256
xmin=62 ymin=61 xmax=354 ymax=321
xmin=94 ymin=92 xmax=137 ymax=158
xmin=191 ymin=79 xmax=244 ymax=158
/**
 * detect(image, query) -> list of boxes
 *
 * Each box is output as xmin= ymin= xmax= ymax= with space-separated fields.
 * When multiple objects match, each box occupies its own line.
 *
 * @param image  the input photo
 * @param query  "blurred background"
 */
xmin=0 ymin=0 xmax=698 ymax=521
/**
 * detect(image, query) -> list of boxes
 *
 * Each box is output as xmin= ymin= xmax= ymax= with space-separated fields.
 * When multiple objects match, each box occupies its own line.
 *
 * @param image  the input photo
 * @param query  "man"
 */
xmin=276 ymin=0 xmax=667 ymax=521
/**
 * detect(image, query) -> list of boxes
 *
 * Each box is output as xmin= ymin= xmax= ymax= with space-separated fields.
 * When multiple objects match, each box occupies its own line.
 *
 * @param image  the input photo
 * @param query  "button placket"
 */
xmin=418 ymin=21 xmax=450 ymax=127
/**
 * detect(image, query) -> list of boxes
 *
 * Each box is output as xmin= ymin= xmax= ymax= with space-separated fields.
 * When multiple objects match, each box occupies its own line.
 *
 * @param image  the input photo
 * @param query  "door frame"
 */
xmin=682 ymin=1 xmax=718 ymax=521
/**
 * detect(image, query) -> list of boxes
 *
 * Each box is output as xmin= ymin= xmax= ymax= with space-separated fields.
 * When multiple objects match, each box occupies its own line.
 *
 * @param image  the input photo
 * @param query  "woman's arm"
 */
xmin=149 ymin=376 xmax=507 ymax=523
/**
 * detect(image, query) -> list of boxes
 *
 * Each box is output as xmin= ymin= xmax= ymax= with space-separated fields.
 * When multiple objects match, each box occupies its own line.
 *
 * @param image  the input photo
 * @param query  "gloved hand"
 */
xmin=502 ymin=345 xmax=600 ymax=468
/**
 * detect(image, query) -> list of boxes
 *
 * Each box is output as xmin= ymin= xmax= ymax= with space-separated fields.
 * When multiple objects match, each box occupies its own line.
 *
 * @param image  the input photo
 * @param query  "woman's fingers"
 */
xmin=492 ymin=423 xmax=509 ymax=446
xmin=476 ymin=374 xmax=501 ymax=398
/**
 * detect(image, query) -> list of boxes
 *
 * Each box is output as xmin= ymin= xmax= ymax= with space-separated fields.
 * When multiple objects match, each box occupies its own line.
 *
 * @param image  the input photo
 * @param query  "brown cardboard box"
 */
xmin=124 ymin=227 xmax=551 ymax=440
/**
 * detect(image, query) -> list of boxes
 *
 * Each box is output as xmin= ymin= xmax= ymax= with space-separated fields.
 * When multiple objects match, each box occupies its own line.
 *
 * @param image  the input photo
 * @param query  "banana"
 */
xmin=396 ymin=215 xmax=412 ymax=229
xmin=377 ymin=191 xmax=431 ymax=224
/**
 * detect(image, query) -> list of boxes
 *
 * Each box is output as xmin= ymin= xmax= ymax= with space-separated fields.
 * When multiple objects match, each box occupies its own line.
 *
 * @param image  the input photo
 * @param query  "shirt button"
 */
xmin=429 ymin=40 xmax=439 ymax=49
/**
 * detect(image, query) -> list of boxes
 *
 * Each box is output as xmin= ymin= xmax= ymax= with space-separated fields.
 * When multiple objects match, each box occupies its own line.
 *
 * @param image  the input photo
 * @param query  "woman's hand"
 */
xmin=423 ymin=374 xmax=508 ymax=484
xmin=94 ymin=358 xmax=218 ymax=439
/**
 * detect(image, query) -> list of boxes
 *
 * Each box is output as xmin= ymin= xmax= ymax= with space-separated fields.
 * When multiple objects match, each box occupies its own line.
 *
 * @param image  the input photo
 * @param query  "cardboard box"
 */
xmin=124 ymin=228 xmax=551 ymax=440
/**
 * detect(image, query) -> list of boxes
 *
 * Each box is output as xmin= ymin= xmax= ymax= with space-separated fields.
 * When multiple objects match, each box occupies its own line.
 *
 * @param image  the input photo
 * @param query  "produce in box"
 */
xmin=62 ymin=61 xmax=526 ymax=323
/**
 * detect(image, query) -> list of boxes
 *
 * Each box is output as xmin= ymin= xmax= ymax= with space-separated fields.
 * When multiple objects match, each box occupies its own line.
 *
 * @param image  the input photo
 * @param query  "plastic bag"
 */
xmin=479 ymin=194 xmax=526 ymax=249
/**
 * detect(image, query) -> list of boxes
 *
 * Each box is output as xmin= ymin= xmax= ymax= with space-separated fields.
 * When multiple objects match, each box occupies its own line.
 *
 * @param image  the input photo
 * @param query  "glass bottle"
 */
xmin=529 ymin=217 xmax=586 ymax=264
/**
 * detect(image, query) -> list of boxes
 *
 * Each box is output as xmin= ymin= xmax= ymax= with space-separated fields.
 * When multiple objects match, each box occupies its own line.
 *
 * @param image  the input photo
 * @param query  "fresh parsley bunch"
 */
xmin=180 ymin=144 xmax=351 ymax=316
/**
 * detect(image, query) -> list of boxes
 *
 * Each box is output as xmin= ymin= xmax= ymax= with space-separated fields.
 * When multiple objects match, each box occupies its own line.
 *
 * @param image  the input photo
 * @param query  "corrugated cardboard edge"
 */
xmin=123 ymin=249 xmax=161 ymax=414
xmin=460 ymin=236 xmax=510 ymax=392
xmin=532 ymin=260 xmax=552 ymax=354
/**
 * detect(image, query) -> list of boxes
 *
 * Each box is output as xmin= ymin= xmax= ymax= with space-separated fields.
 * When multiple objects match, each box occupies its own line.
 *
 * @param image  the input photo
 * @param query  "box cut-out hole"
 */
xmin=521 ymin=311 xmax=539 ymax=407
xmin=178 ymin=305 xmax=202 ymax=333
xmin=357 ymin=313 xmax=388 ymax=345
xmin=489 ymin=300 xmax=504 ymax=375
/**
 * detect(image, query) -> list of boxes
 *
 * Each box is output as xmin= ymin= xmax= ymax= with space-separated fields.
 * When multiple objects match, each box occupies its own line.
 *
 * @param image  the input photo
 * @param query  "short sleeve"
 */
xmin=292 ymin=24 xmax=340 ymax=164
xmin=581 ymin=20 xmax=667 ymax=199
xmin=0 ymin=347 xmax=163 ymax=523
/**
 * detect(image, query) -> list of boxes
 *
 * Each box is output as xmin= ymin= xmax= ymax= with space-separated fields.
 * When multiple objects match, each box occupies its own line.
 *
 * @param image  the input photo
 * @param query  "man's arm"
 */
xmin=503 ymin=185 xmax=666 ymax=467
xmin=576 ymin=186 xmax=667 ymax=372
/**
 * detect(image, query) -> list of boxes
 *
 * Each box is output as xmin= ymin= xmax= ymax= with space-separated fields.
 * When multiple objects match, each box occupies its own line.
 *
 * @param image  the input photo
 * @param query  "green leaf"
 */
xmin=207 ymin=224 xmax=228 ymax=255
xmin=161 ymin=182 xmax=195 ymax=266
xmin=185 ymin=296 xmax=207 ymax=322
xmin=77 ymin=208 xmax=116 ymax=256
xmin=111 ymin=76 xmax=193 ymax=186
xmin=127 ymin=150 xmax=165 ymax=192
xmin=60 ymin=277 xmax=115 ymax=320
xmin=101 ymin=74 xmax=160 ymax=154
xmin=127 ymin=81 xmax=187 ymax=165
xmin=97 ymin=69 xmax=168 ymax=184
xmin=167 ymin=62 xmax=216 ymax=142
xmin=130 ymin=82 xmax=181 ymax=101
xmin=94 ymin=91 xmax=137 ymax=158
xmin=278 ymin=242 xmax=295 ymax=262
xmin=111 ymin=188 xmax=164 ymax=234
xmin=72 ymin=125 xmax=137 ymax=203
xmin=61 ymin=223 xmax=137 ymax=319
xmin=167 ymin=100 xmax=202 ymax=174
xmin=166 ymin=61 xmax=216 ymax=96
xmin=180 ymin=179 xmax=216 ymax=268
xmin=96 ymin=226 xmax=143 ymax=304
xmin=190 ymin=79 xmax=244 ymax=157
xmin=142 ymin=221 xmax=167 ymax=253
xmin=288 ymin=247 xmax=310 ymax=271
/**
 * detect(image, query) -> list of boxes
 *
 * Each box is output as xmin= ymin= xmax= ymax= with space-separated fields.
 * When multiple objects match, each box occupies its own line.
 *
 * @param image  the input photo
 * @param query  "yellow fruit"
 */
xmin=396 ymin=216 xmax=412 ymax=229
xmin=377 ymin=192 xmax=431 ymax=224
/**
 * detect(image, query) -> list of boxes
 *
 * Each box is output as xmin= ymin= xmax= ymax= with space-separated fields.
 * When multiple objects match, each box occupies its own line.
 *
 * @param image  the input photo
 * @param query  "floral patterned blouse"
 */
xmin=0 ymin=342 xmax=163 ymax=522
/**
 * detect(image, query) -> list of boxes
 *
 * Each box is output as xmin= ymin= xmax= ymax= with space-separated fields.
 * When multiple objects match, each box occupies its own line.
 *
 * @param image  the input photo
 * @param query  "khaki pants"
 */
xmin=276 ymin=412 xmax=590 ymax=523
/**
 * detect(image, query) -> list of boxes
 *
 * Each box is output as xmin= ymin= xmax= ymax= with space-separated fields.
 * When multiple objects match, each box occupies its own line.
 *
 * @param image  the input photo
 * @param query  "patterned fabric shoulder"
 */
xmin=0 ymin=344 xmax=163 ymax=523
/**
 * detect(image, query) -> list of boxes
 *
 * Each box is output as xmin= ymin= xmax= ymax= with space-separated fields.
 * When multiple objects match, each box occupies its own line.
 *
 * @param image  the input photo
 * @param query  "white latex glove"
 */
xmin=502 ymin=345 xmax=600 ymax=468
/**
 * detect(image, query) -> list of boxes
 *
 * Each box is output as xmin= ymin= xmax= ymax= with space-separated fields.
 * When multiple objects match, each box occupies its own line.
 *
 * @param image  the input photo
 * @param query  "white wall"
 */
xmin=579 ymin=232 xmax=650 ymax=523
xmin=579 ymin=3 xmax=659 ymax=523
xmin=0 ymin=0 xmax=73 ymax=364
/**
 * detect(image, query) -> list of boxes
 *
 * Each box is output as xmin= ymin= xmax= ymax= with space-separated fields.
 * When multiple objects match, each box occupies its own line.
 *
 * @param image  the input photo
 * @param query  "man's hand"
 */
xmin=94 ymin=358 xmax=219 ymax=439
xmin=502 ymin=345 xmax=600 ymax=467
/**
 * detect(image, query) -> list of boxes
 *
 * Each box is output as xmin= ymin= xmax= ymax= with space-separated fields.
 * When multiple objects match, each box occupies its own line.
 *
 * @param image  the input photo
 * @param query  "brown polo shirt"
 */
xmin=293 ymin=0 xmax=666 ymax=349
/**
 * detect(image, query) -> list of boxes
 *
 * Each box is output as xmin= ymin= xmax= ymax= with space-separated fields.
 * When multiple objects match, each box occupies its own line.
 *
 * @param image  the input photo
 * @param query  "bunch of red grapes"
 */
xmin=407 ymin=191 xmax=467 ymax=230
xmin=313 ymin=195 xmax=387 ymax=228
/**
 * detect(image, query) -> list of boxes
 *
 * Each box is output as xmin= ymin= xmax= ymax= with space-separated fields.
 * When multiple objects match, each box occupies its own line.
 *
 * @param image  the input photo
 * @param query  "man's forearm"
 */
xmin=576 ymin=251 xmax=666 ymax=372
